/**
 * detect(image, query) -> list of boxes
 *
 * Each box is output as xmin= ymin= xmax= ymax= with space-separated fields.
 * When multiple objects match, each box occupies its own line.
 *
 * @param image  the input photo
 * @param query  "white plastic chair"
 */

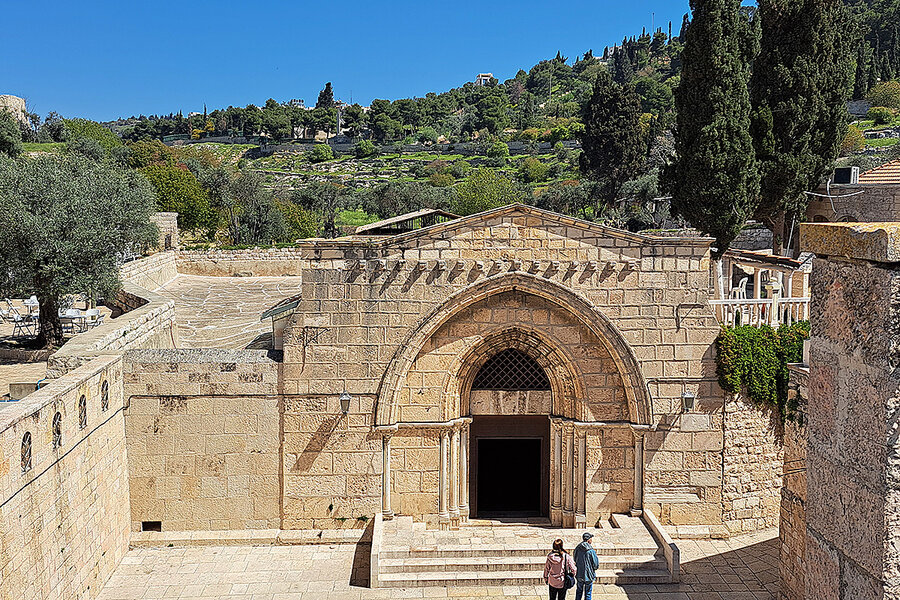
xmin=729 ymin=277 xmax=749 ymax=299
xmin=84 ymin=308 xmax=101 ymax=329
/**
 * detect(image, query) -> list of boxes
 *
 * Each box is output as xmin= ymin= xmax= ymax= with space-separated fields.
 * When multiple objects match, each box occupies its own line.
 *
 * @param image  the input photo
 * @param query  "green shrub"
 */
xmin=842 ymin=124 xmax=866 ymax=154
xmin=715 ymin=322 xmax=809 ymax=420
xmin=450 ymin=160 xmax=471 ymax=179
xmin=309 ymin=144 xmax=334 ymax=163
xmin=486 ymin=141 xmax=510 ymax=159
xmin=868 ymin=81 xmax=900 ymax=110
xmin=519 ymin=156 xmax=550 ymax=183
xmin=867 ymin=106 xmax=896 ymax=125
xmin=354 ymin=139 xmax=376 ymax=158
xmin=428 ymin=172 xmax=454 ymax=187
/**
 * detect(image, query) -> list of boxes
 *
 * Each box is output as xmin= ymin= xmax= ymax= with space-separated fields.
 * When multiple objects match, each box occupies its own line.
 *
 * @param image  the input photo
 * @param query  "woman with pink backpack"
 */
xmin=543 ymin=538 xmax=577 ymax=599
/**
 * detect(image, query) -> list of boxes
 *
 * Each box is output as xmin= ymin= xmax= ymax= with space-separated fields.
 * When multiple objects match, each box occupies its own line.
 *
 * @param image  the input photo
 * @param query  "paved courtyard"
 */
xmin=156 ymin=275 xmax=303 ymax=349
xmin=96 ymin=529 xmax=779 ymax=600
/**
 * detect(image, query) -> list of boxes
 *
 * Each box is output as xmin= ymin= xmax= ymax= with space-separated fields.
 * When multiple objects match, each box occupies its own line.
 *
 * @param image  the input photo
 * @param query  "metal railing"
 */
xmin=709 ymin=297 xmax=810 ymax=328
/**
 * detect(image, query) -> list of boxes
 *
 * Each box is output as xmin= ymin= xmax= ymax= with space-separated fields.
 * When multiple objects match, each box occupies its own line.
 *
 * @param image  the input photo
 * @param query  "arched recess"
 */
xmin=375 ymin=272 xmax=652 ymax=426
xmin=441 ymin=326 xmax=588 ymax=421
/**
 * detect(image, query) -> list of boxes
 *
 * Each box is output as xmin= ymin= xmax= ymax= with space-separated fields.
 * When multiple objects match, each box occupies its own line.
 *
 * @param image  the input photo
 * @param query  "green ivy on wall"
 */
xmin=715 ymin=322 xmax=809 ymax=420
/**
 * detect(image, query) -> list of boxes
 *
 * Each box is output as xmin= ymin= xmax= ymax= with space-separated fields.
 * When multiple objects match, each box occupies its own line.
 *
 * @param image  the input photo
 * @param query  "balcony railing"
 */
xmin=709 ymin=297 xmax=810 ymax=328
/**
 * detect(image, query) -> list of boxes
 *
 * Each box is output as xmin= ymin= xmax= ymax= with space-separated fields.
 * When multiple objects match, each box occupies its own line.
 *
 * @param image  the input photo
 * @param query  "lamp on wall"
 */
xmin=339 ymin=391 xmax=352 ymax=414
xmin=681 ymin=391 xmax=696 ymax=413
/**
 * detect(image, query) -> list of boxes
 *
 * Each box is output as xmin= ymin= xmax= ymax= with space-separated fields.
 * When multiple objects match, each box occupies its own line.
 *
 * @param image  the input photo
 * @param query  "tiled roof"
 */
xmin=859 ymin=159 xmax=900 ymax=185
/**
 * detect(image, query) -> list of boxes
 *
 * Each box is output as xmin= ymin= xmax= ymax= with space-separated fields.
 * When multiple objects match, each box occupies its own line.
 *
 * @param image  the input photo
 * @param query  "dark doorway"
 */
xmin=470 ymin=415 xmax=550 ymax=519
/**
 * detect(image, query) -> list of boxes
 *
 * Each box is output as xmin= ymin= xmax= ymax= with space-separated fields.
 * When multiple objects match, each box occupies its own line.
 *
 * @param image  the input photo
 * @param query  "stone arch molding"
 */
xmin=374 ymin=272 xmax=652 ymax=426
xmin=445 ymin=326 xmax=587 ymax=421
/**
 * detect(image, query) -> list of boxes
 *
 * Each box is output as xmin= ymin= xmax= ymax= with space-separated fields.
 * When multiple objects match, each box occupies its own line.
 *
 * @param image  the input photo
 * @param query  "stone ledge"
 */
xmin=131 ymin=528 xmax=373 ymax=548
xmin=800 ymin=222 xmax=900 ymax=263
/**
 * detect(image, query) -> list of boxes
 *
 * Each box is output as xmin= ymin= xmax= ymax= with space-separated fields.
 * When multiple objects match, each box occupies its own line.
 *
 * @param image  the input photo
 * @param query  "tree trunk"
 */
xmin=36 ymin=296 xmax=63 ymax=349
xmin=770 ymin=211 xmax=786 ymax=256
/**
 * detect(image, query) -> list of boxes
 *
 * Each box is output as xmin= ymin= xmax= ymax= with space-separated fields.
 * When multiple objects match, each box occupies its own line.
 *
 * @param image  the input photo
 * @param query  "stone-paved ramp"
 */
xmin=155 ymin=275 xmax=303 ymax=349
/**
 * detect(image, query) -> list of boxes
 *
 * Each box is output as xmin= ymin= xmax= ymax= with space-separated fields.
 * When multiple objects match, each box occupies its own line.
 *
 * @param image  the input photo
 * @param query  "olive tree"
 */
xmin=0 ymin=154 xmax=158 ymax=347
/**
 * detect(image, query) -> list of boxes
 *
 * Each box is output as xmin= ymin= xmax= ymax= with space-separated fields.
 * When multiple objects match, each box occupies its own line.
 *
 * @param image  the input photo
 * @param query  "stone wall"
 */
xmin=807 ymin=184 xmax=900 ymax=223
xmin=800 ymin=222 xmax=900 ymax=599
xmin=47 ymin=283 xmax=177 ymax=378
xmin=177 ymin=247 xmax=304 ymax=277
xmin=120 ymin=250 xmax=178 ymax=291
xmin=780 ymin=415 xmax=807 ymax=600
xmin=0 ymin=355 xmax=131 ymax=600
xmin=721 ymin=395 xmax=783 ymax=535
xmin=123 ymin=349 xmax=280 ymax=532
xmin=149 ymin=212 xmax=179 ymax=251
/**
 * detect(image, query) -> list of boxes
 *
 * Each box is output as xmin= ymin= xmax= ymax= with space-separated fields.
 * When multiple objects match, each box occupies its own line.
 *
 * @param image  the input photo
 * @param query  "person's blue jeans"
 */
xmin=575 ymin=580 xmax=592 ymax=600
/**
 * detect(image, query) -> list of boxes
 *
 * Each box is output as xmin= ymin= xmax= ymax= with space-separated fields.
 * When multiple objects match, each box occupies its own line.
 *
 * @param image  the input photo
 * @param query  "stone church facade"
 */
xmin=273 ymin=204 xmax=730 ymax=531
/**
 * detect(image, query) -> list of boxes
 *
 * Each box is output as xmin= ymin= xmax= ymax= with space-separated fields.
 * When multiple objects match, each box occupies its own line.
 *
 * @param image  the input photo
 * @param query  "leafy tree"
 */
xmin=486 ymin=140 xmax=510 ymax=160
xmin=68 ymin=137 xmax=105 ymax=161
xmin=277 ymin=201 xmax=318 ymax=239
xmin=358 ymin=181 xmax=452 ymax=218
xmin=868 ymin=106 xmax=896 ymax=124
xmin=354 ymin=139 xmax=376 ymax=158
xmin=0 ymin=111 xmax=23 ymax=158
xmin=291 ymin=182 xmax=350 ymax=238
xmin=453 ymin=168 xmax=525 ymax=216
xmin=62 ymin=119 xmax=122 ymax=154
xmin=633 ymin=77 xmax=675 ymax=117
xmin=127 ymin=139 xmax=176 ymax=168
xmin=141 ymin=164 xmax=213 ymax=231
xmin=841 ymin=124 xmax=866 ymax=153
xmin=309 ymin=143 xmax=334 ymax=162
xmin=0 ymin=154 xmax=158 ymax=347
xmin=316 ymin=82 xmax=335 ymax=109
xmin=519 ymin=157 xmax=550 ymax=182
xmin=579 ymin=70 xmax=645 ymax=209
xmin=868 ymin=80 xmax=900 ymax=109
xmin=342 ymin=104 xmax=366 ymax=138
xmin=669 ymin=0 xmax=760 ymax=257
xmin=752 ymin=0 xmax=854 ymax=255
xmin=229 ymin=172 xmax=287 ymax=244
xmin=39 ymin=112 xmax=68 ymax=143
xmin=534 ymin=180 xmax=598 ymax=217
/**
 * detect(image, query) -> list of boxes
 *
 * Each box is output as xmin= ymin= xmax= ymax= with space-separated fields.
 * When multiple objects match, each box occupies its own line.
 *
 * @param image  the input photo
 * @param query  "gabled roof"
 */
xmin=355 ymin=209 xmax=460 ymax=235
xmin=859 ymin=159 xmax=900 ymax=185
xmin=370 ymin=203 xmax=714 ymax=247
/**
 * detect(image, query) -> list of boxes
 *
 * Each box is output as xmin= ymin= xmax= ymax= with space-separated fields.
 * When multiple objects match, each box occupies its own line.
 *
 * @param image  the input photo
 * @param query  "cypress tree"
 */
xmin=854 ymin=41 xmax=872 ymax=99
xmin=612 ymin=48 xmax=635 ymax=84
xmin=751 ymin=0 xmax=855 ymax=255
xmin=669 ymin=0 xmax=759 ymax=257
xmin=579 ymin=70 xmax=645 ymax=213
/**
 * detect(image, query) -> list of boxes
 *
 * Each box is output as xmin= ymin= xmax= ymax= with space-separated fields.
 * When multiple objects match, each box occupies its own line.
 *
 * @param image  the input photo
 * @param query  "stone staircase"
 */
xmin=372 ymin=514 xmax=674 ymax=588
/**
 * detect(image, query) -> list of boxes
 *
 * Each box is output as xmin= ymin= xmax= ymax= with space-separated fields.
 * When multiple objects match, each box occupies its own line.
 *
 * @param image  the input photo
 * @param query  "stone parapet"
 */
xmin=801 ymin=222 xmax=900 ymax=263
xmin=177 ymin=247 xmax=305 ymax=276
xmin=0 ymin=354 xmax=130 ymax=600
xmin=119 ymin=250 xmax=178 ymax=290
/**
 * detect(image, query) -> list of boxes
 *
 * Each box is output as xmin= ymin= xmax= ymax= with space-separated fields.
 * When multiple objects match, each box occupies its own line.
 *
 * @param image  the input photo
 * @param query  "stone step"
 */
xmin=379 ymin=544 xmax=658 ymax=559
xmin=377 ymin=568 xmax=673 ymax=587
xmin=378 ymin=554 xmax=666 ymax=574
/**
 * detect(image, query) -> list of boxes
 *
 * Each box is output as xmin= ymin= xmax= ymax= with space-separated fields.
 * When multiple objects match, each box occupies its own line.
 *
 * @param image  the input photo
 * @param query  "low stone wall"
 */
xmin=46 ymin=283 xmax=177 ymax=378
xmin=119 ymin=250 xmax=178 ymax=291
xmin=177 ymin=247 xmax=304 ymax=277
xmin=780 ymin=419 xmax=807 ymax=600
xmin=0 ymin=355 xmax=131 ymax=600
xmin=123 ymin=349 xmax=281 ymax=532
xmin=721 ymin=395 xmax=783 ymax=535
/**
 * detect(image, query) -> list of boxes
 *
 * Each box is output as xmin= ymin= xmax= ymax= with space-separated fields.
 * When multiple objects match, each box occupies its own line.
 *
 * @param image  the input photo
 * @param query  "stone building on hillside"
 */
xmin=807 ymin=160 xmax=900 ymax=223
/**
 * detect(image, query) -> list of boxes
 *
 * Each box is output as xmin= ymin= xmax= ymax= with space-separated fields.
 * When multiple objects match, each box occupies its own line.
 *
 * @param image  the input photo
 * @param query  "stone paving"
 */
xmin=0 ymin=360 xmax=46 ymax=399
xmin=155 ymin=275 xmax=303 ymax=349
xmin=96 ymin=529 xmax=779 ymax=600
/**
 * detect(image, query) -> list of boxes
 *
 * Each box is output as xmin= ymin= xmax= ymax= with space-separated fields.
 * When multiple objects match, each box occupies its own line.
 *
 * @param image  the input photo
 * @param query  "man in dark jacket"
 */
xmin=573 ymin=532 xmax=599 ymax=600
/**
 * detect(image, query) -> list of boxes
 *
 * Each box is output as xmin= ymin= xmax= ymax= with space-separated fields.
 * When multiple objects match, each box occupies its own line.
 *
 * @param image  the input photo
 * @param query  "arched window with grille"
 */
xmin=101 ymin=380 xmax=109 ymax=412
xmin=472 ymin=349 xmax=550 ymax=391
xmin=78 ymin=395 xmax=87 ymax=430
xmin=52 ymin=412 xmax=62 ymax=449
xmin=21 ymin=432 xmax=32 ymax=473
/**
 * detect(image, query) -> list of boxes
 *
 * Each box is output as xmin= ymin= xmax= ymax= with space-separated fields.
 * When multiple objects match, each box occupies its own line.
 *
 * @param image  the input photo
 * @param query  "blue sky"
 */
xmin=2 ymin=0 xmax=694 ymax=122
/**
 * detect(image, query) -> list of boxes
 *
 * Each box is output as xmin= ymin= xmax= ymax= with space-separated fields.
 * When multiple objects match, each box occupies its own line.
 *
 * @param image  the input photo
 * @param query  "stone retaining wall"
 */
xmin=177 ymin=247 xmax=304 ymax=277
xmin=722 ymin=395 xmax=783 ymax=535
xmin=780 ymin=417 xmax=807 ymax=600
xmin=119 ymin=250 xmax=178 ymax=291
xmin=123 ymin=349 xmax=281 ymax=532
xmin=0 ymin=355 xmax=131 ymax=600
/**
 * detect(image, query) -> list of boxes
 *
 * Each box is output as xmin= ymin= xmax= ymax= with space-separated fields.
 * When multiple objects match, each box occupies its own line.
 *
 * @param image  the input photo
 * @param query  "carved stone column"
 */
xmin=575 ymin=429 xmax=587 ymax=528
xmin=381 ymin=431 xmax=394 ymax=520
xmin=551 ymin=420 xmax=563 ymax=526
xmin=632 ymin=430 xmax=645 ymax=516
xmin=439 ymin=429 xmax=450 ymax=529
xmin=564 ymin=423 xmax=575 ymax=528
xmin=459 ymin=422 xmax=470 ymax=522
xmin=449 ymin=425 xmax=460 ymax=525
